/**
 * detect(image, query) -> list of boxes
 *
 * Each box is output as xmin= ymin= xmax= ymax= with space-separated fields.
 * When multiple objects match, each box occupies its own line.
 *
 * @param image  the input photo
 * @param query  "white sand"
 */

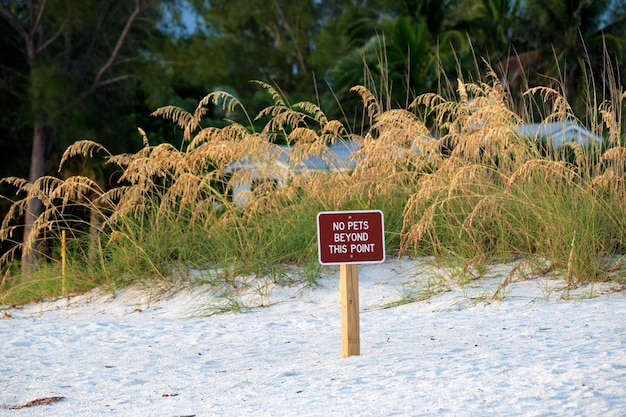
xmin=1 ymin=257 xmax=625 ymax=416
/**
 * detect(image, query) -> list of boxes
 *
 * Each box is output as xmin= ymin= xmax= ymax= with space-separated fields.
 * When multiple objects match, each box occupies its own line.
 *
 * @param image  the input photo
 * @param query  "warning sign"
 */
xmin=317 ymin=210 xmax=385 ymax=265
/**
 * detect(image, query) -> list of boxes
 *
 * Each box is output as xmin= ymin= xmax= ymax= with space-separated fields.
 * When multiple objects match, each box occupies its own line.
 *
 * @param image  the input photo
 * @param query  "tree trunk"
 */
xmin=88 ymin=201 xmax=104 ymax=263
xmin=21 ymin=123 xmax=53 ymax=276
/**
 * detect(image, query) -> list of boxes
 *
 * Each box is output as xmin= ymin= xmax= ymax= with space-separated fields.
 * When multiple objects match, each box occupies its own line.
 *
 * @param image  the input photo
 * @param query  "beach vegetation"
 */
xmin=1 ymin=56 xmax=626 ymax=307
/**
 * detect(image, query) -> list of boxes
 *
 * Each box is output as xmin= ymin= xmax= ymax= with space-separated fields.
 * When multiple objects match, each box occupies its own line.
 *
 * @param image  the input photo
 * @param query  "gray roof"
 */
xmin=514 ymin=121 xmax=603 ymax=148
xmin=224 ymin=139 xmax=360 ymax=175
xmin=291 ymin=139 xmax=360 ymax=171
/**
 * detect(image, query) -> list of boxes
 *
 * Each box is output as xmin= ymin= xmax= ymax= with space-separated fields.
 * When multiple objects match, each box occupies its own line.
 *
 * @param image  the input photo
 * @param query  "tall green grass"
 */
xmin=1 ymin=69 xmax=626 ymax=306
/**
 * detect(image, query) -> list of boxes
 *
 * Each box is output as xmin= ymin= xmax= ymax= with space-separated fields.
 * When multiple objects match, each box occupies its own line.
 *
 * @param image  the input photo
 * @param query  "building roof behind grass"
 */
xmin=514 ymin=121 xmax=603 ymax=148
xmin=293 ymin=139 xmax=360 ymax=172
xmin=224 ymin=139 xmax=361 ymax=175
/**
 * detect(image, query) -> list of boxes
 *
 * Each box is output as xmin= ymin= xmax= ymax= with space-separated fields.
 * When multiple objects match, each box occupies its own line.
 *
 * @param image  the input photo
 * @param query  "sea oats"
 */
xmin=152 ymin=105 xmax=197 ymax=141
xmin=158 ymin=172 xmax=207 ymax=220
xmin=188 ymin=127 xmax=222 ymax=151
xmin=463 ymin=195 xmax=501 ymax=229
xmin=293 ymin=101 xmax=329 ymax=125
xmin=3 ymin=68 xmax=626 ymax=289
xmin=599 ymin=100 xmax=620 ymax=146
xmin=401 ymin=204 xmax=436 ymax=255
xmin=59 ymin=140 xmax=112 ymax=171
xmin=49 ymin=176 xmax=103 ymax=212
xmin=507 ymin=159 xmax=568 ymax=188
xmin=561 ymin=142 xmax=586 ymax=168
xmin=321 ymin=120 xmax=346 ymax=140
xmin=252 ymin=81 xmax=287 ymax=106
xmin=600 ymin=146 xmax=626 ymax=163
xmin=350 ymin=85 xmax=381 ymax=122
xmin=524 ymin=86 xmax=575 ymax=121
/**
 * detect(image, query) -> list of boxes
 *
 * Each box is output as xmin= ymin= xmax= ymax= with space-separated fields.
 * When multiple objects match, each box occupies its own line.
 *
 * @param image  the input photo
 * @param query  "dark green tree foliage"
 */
xmin=0 ymin=0 xmax=174 ymax=273
xmin=0 ymin=13 xmax=30 ymax=178
xmin=520 ymin=0 xmax=626 ymax=106
xmin=455 ymin=0 xmax=524 ymax=62
xmin=458 ymin=0 xmax=626 ymax=117
xmin=180 ymin=0 xmax=370 ymax=119
xmin=331 ymin=0 xmax=470 ymax=124
xmin=160 ymin=0 xmax=626 ymax=131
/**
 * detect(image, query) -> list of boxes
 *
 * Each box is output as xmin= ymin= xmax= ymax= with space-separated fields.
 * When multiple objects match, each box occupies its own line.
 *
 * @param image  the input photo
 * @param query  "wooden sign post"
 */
xmin=340 ymin=263 xmax=360 ymax=357
xmin=317 ymin=210 xmax=385 ymax=358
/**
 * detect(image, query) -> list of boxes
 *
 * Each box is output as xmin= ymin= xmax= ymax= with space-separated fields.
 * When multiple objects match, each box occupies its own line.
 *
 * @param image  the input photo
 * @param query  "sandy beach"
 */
xmin=1 ymin=257 xmax=625 ymax=416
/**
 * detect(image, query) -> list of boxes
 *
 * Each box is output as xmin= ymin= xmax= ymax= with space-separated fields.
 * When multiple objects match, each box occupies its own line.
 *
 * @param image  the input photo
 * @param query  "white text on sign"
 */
xmin=317 ymin=210 xmax=385 ymax=265
xmin=330 ymin=220 xmax=376 ymax=255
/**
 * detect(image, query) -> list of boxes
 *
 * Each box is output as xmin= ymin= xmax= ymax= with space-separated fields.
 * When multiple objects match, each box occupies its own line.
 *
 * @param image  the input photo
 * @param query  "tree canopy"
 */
xmin=0 ymin=0 xmax=178 ymax=272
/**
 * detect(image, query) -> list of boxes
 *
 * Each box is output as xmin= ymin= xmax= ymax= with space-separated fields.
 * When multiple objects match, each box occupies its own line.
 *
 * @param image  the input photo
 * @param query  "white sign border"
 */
xmin=316 ymin=209 xmax=386 ymax=265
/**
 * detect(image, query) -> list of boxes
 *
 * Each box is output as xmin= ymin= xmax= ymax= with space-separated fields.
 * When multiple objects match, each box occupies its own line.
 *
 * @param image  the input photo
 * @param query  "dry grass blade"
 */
xmin=371 ymin=109 xmax=429 ymax=136
xmin=116 ymin=143 xmax=184 ymax=185
xmin=321 ymin=120 xmax=347 ymax=142
xmin=288 ymin=127 xmax=319 ymax=145
xmin=561 ymin=142 xmax=585 ymax=167
xmin=259 ymin=107 xmax=307 ymax=141
xmin=293 ymin=101 xmax=328 ymax=125
xmin=410 ymin=92 xmax=445 ymax=109
xmin=590 ymin=168 xmax=626 ymax=197
xmin=101 ymin=186 xmax=149 ymax=226
xmin=187 ymin=127 xmax=223 ymax=151
xmin=350 ymin=85 xmax=381 ymax=121
xmin=158 ymin=172 xmax=215 ymax=221
xmin=0 ymin=201 xmax=27 ymax=239
xmin=599 ymin=100 xmax=621 ymax=146
xmin=0 ymin=176 xmax=30 ymax=190
xmin=9 ymin=396 xmax=65 ymax=409
xmin=446 ymin=164 xmax=488 ymax=197
xmin=492 ymin=262 xmax=523 ymax=299
xmin=137 ymin=127 xmax=149 ymax=147
xmin=49 ymin=176 xmax=104 ymax=211
xmin=348 ymin=108 xmax=431 ymax=191
xmin=197 ymin=90 xmax=244 ymax=114
xmin=152 ymin=105 xmax=195 ymax=140
xmin=457 ymin=78 xmax=470 ymax=105
xmin=252 ymin=80 xmax=287 ymax=106
xmin=401 ymin=204 xmax=437 ymax=255
xmin=524 ymin=86 xmax=575 ymax=121
xmin=58 ymin=140 xmax=112 ymax=171
xmin=195 ymin=91 xmax=253 ymax=134
xmin=463 ymin=194 xmax=501 ymax=229
xmin=506 ymin=159 xmax=569 ymax=189
xmin=600 ymin=146 xmax=626 ymax=163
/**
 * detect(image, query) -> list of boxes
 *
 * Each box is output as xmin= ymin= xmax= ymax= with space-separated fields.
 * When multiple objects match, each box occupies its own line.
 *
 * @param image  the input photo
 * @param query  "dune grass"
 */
xmin=1 ymin=70 xmax=626 ymax=306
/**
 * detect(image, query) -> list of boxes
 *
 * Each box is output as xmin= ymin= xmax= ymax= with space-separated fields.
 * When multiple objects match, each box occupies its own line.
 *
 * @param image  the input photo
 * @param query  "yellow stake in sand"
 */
xmin=61 ymin=230 xmax=66 ymax=297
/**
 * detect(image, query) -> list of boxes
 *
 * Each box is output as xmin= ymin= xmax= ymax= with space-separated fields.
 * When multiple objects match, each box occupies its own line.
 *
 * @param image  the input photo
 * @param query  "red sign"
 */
xmin=317 ymin=210 xmax=385 ymax=265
